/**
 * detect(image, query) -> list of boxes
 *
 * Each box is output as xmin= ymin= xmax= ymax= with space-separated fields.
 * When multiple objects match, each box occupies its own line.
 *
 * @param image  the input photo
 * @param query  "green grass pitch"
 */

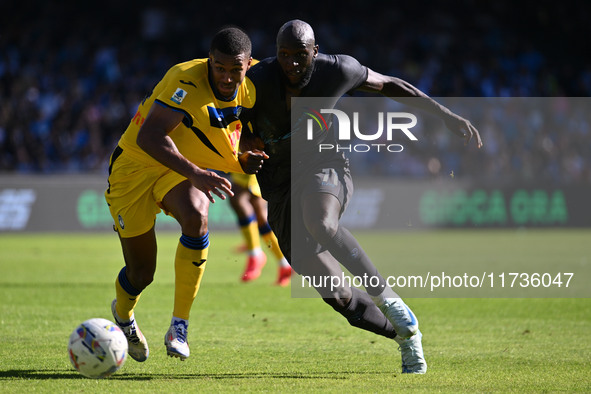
xmin=0 ymin=229 xmax=590 ymax=392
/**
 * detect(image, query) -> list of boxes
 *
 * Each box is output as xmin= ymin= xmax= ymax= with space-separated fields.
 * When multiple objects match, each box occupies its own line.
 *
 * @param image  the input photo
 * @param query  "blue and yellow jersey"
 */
xmin=118 ymin=58 xmax=256 ymax=174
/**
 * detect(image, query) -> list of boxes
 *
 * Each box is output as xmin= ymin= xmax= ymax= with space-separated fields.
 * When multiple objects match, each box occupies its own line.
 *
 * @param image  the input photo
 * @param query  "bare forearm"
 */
xmin=360 ymin=69 xmax=482 ymax=147
xmin=138 ymin=132 xmax=202 ymax=178
xmin=362 ymin=70 xmax=454 ymax=120
xmin=382 ymin=79 xmax=456 ymax=120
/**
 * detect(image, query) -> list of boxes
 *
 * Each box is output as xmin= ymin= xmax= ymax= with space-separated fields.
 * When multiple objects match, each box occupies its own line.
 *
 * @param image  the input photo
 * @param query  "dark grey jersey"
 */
xmin=246 ymin=53 xmax=368 ymax=199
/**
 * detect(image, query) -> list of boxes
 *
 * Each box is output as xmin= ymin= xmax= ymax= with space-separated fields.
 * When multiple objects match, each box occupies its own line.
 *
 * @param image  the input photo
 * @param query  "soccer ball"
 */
xmin=67 ymin=318 xmax=128 ymax=378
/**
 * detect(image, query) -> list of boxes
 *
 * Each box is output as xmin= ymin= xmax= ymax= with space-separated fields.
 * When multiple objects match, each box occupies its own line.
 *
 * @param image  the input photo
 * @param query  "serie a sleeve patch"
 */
xmin=171 ymin=88 xmax=187 ymax=104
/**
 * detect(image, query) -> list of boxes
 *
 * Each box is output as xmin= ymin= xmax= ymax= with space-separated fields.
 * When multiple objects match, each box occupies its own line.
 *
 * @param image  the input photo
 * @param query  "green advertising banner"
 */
xmin=1 ymin=175 xmax=589 ymax=232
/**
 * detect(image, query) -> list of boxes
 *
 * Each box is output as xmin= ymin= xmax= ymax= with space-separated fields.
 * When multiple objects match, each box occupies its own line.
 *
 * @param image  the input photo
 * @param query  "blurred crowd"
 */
xmin=1 ymin=1 xmax=589 ymax=184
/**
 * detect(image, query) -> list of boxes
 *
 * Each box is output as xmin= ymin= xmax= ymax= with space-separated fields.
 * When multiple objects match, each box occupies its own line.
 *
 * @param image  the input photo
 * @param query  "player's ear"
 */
xmin=247 ymin=56 xmax=253 ymax=69
xmin=313 ymin=45 xmax=319 ymax=57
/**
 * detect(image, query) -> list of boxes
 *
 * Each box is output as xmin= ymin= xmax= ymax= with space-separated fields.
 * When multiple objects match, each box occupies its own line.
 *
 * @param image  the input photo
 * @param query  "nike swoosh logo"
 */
xmin=404 ymin=304 xmax=417 ymax=326
xmin=180 ymin=80 xmax=197 ymax=88
xmin=192 ymin=259 xmax=206 ymax=267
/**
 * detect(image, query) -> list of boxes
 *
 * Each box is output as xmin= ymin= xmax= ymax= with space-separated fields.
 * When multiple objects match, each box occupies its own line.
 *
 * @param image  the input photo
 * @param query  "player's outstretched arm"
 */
xmin=137 ymin=103 xmax=233 ymax=202
xmin=359 ymin=69 xmax=483 ymax=148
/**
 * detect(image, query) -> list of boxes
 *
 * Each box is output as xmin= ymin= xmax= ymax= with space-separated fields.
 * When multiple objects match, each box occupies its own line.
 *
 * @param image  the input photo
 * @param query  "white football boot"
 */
xmin=395 ymin=330 xmax=427 ymax=374
xmin=371 ymin=289 xmax=419 ymax=339
xmin=111 ymin=299 xmax=149 ymax=362
xmin=164 ymin=319 xmax=190 ymax=360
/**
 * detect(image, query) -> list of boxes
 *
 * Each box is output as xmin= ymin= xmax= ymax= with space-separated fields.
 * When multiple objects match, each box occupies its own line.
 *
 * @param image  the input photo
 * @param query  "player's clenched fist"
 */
xmin=239 ymin=150 xmax=269 ymax=174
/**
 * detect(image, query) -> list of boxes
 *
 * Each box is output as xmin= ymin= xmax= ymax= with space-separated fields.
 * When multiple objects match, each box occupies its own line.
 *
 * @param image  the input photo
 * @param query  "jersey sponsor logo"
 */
xmin=118 ymin=214 xmax=125 ymax=230
xmin=0 ymin=189 xmax=36 ymax=230
xmin=171 ymin=88 xmax=187 ymax=104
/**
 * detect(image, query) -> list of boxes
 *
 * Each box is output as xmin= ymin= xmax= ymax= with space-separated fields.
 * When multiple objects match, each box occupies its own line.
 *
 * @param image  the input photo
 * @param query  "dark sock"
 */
xmin=324 ymin=287 xmax=396 ymax=339
xmin=323 ymin=226 xmax=387 ymax=296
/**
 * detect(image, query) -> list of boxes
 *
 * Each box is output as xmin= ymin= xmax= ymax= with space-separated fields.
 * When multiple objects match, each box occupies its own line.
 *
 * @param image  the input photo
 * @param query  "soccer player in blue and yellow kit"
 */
xmin=228 ymin=172 xmax=292 ymax=285
xmin=105 ymin=27 xmax=267 ymax=361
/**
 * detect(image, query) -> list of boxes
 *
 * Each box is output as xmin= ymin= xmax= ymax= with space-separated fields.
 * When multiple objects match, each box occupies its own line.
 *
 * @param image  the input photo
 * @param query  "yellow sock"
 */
xmin=239 ymin=215 xmax=260 ymax=252
xmin=261 ymin=226 xmax=284 ymax=261
xmin=115 ymin=267 xmax=141 ymax=320
xmin=173 ymin=233 xmax=209 ymax=320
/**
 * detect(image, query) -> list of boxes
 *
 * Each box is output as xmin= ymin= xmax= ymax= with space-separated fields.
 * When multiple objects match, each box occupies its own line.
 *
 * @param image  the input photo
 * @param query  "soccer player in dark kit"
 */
xmin=244 ymin=19 xmax=482 ymax=374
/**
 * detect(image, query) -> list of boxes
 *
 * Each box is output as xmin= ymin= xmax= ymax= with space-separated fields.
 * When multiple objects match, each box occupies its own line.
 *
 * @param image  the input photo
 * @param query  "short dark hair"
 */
xmin=210 ymin=26 xmax=251 ymax=56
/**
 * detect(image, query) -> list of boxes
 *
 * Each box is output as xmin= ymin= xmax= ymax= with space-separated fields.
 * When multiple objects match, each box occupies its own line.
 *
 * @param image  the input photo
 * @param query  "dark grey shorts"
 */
xmin=267 ymin=164 xmax=353 ymax=267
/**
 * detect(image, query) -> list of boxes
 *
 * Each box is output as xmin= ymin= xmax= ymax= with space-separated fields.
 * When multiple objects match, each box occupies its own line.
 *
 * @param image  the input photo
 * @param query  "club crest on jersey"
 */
xmin=171 ymin=88 xmax=187 ymax=104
